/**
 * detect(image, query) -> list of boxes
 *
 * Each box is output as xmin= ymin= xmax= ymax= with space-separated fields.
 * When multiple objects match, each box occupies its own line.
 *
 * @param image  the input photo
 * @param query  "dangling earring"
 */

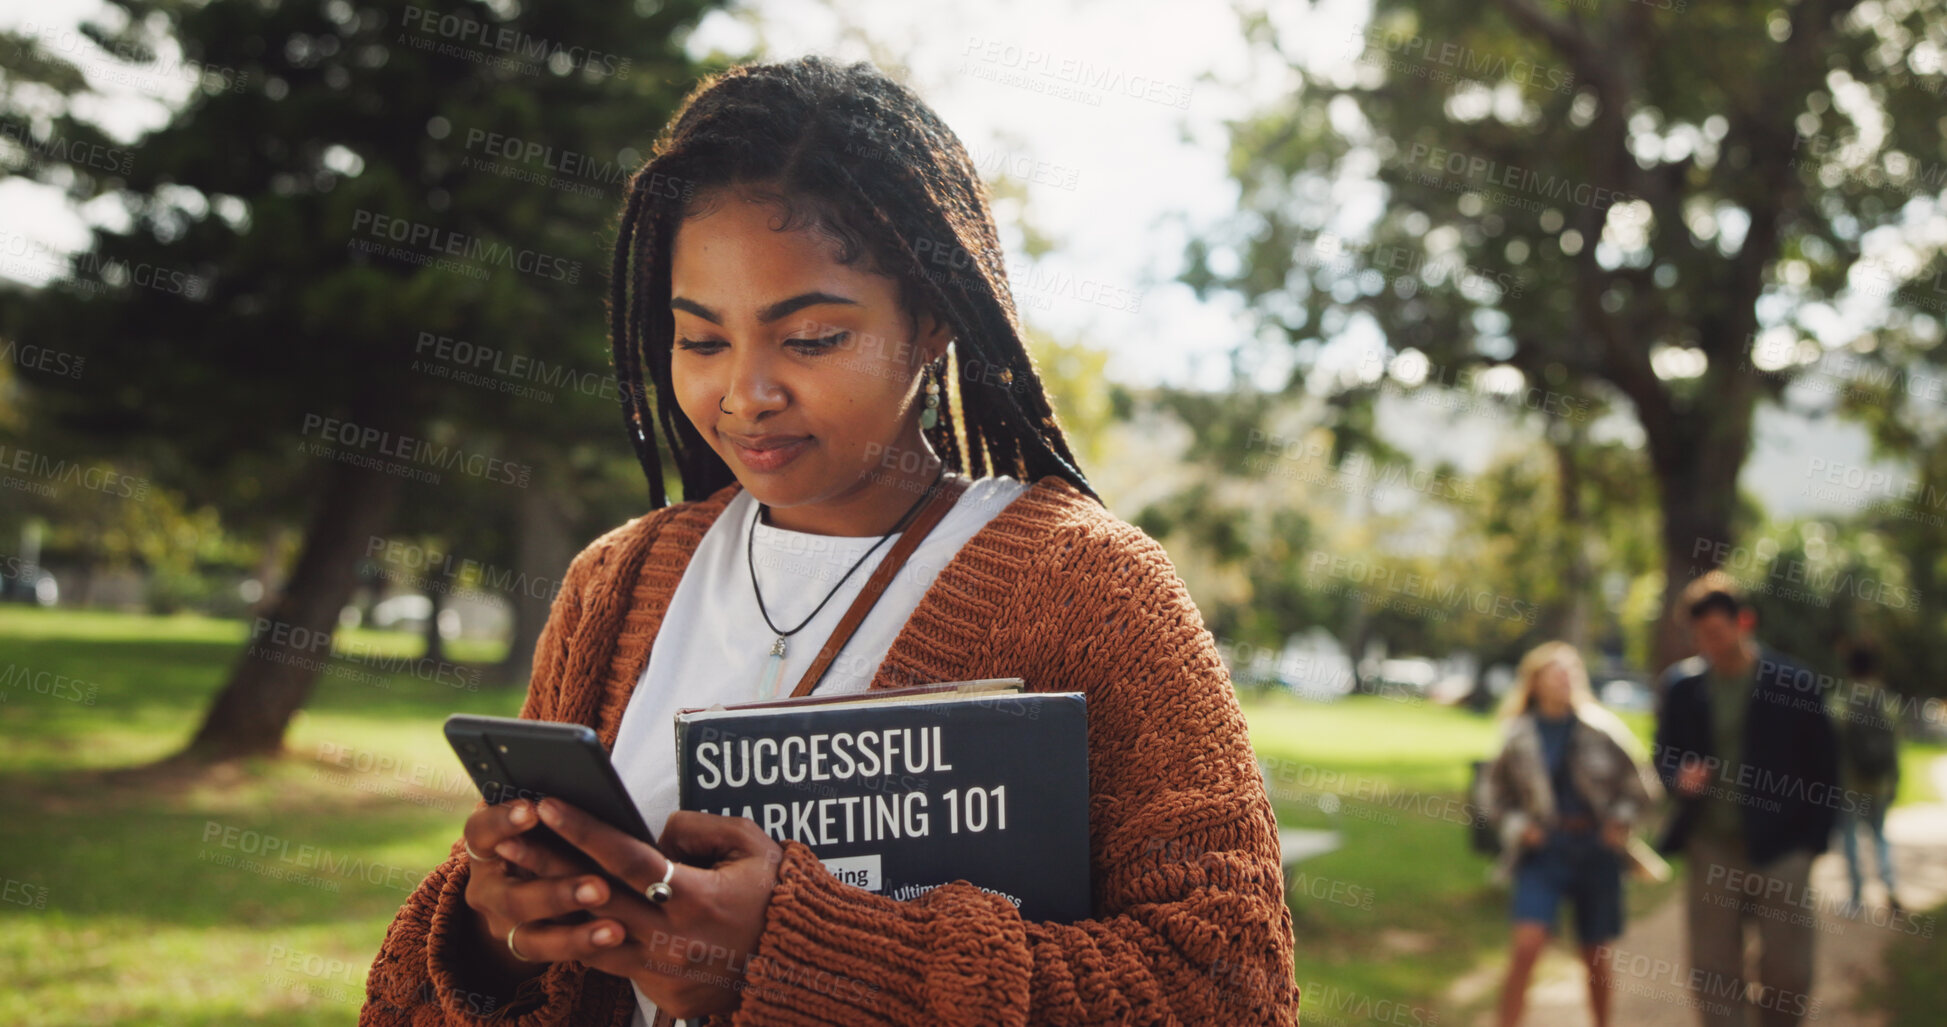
xmin=919 ymin=363 xmax=941 ymax=430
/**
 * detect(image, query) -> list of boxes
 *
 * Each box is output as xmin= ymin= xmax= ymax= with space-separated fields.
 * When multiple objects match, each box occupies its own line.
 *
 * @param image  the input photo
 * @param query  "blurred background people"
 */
xmin=1484 ymin=640 xmax=1658 ymax=1027
xmin=1653 ymin=571 xmax=1840 ymax=1027
xmin=1835 ymin=642 xmax=1904 ymax=918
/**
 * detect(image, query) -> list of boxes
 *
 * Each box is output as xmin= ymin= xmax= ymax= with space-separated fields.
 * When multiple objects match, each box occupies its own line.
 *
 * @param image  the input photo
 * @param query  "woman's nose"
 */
xmin=720 ymin=351 xmax=787 ymax=419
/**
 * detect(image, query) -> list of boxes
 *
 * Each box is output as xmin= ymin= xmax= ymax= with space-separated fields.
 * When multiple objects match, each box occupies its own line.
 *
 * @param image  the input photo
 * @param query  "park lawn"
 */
xmin=0 ymin=606 xmax=522 ymax=1026
xmin=1867 ymin=898 xmax=1947 ymax=1027
xmin=2 ymin=607 xmax=1933 ymax=1025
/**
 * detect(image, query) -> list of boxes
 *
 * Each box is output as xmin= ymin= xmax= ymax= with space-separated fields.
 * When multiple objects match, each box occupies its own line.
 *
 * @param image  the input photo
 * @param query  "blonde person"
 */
xmin=1483 ymin=642 xmax=1659 ymax=1027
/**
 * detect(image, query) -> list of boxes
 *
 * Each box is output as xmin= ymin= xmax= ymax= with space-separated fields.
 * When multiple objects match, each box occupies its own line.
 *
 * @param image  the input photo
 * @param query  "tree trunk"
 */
xmin=422 ymin=556 xmax=452 ymax=664
xmin=176 ymin=456 xmax=404 ymax=762
xmin=247 ymin=524 xmax=291 ymax=620
xmin=1648 ymin=429 xmax=1746 ymax=674
xmin=494 ymin=470 xmax=577 ymax=688
xmin=1550 ymin=425 xmax=1593 ymax=651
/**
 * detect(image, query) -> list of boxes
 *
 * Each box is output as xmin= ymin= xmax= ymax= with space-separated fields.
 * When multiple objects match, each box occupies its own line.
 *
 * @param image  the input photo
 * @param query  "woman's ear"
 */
xmin=915 ymin=309 xmax=954 ymax=367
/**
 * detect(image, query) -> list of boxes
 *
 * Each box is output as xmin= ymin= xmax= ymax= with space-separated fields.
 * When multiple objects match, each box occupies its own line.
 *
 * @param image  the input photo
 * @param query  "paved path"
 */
xmin=1450 ymin=757 xmax=1947 ymax=1026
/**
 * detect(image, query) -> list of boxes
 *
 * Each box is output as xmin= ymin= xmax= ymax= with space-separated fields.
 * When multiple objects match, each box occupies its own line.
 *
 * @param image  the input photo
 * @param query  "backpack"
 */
xmin=1845 ymin=709 xmax=1899 ymax=780
xmin=1467 ymin=759 xmax=1500 ymax=855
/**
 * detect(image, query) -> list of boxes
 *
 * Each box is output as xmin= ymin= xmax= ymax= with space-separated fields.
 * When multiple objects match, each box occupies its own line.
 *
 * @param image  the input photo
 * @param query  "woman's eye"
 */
xmin=675 ymin=338 xmax=726 ymax=353
xmin=786 ymin=332 xmax=848 ymax=353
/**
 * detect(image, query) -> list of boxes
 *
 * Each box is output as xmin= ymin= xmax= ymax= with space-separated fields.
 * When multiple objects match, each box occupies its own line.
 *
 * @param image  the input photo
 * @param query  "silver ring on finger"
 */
xmin=645 ymin=860 xmax=676 ymax=904
xmin=464 ymin=839 xmax=499 ymax=863
xmin=507 ymin=922 xmax=533 ymax=962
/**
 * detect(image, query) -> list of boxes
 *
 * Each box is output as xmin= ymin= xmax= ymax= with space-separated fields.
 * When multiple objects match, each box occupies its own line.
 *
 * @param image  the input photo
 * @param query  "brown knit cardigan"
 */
xmin=361 ymin=475 xmax=1299 ymax=1026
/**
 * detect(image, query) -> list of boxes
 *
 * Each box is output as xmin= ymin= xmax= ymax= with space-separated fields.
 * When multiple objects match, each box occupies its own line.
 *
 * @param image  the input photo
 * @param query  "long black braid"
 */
xmin=605 ymin=56 xmax=1097 ymax=508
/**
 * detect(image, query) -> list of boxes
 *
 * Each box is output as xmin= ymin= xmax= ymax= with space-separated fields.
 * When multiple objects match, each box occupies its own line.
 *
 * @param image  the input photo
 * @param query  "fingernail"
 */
xmin=509 ymin=803 xmax=531 ymax=824
xmin=537 ymin=800 xmax=559 ymax=825
xmin=496 ymin=841 xmax=520 ymax=861
xmin=592 ymin=925 xmax=617 ymax=945
xmin=576 ymin=882 xmax=601 ymax=904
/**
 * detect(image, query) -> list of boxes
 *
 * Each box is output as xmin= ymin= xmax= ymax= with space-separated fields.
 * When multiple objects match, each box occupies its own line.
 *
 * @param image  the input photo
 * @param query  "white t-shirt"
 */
xmin=609 ymin=475 xmax=1029 ymax=1026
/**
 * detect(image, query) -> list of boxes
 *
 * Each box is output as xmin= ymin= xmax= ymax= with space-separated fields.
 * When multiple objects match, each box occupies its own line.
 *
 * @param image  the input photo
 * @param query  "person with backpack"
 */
xmin=1835 ymin=643 xmax=1903 ymax=916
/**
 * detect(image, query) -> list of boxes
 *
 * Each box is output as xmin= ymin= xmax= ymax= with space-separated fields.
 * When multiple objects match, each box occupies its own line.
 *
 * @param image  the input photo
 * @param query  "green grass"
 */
xmin=1866 ymin=899 xmax=1947 ymax=1026
xmin=1896 ymin=740 xmax=1946 ymax=806
xmin=1 ymin=608 xmax=1937 ymax=1025
xmin=0 ymin=606 xmax=522 ymax=1026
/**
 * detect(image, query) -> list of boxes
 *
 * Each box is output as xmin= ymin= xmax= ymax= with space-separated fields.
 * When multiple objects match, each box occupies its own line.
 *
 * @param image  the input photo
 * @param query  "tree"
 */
xmin=1193 ymin=0 xmax=1947 ymax=669
xmin=3 ymin=0 xmax=726 ymax=761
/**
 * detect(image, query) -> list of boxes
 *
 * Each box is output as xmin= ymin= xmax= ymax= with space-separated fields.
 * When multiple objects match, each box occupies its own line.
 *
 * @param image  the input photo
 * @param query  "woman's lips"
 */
xmin=727 ymin=435 xmax=812 ymax=472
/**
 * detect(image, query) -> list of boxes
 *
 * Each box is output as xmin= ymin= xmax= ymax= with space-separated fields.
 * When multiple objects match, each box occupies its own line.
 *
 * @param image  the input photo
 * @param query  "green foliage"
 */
xmin=0 ymin=0 xmax=732 ymax=613
xmin=1191 ymin=0 xmax=1947 ymax=669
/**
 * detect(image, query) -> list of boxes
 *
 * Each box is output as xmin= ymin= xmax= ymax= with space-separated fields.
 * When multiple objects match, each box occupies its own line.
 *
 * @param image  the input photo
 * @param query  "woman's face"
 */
xmin=1534 ymin=662 xmax=1572 ymax=711
xmin=668 ymin=189 xmax=950 ymax=533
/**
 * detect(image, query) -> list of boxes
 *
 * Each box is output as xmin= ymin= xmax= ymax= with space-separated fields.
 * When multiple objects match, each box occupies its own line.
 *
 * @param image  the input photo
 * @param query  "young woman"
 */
xmin=362 ymin=56 xmax=1297 ymax=1026
xmin=1482 ymin=642 xmax=1657 ymax=1027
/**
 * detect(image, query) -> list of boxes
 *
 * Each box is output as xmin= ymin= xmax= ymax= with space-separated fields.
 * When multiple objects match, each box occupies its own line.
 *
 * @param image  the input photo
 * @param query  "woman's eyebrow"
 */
xmin=669 ymin=291 xmax=860 ymax=325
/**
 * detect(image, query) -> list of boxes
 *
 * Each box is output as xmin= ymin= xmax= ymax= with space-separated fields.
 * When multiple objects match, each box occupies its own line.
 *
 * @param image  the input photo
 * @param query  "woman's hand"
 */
xmin=459 ymin=798 xmax=632 ymax=983
xmin=1601 ymin=819 xmax=1630 ymax=852
xmin=535 ymin=802 xmax=785 ymax=1020
xmin=1676 ymin=757 xmax=1711 ymax=798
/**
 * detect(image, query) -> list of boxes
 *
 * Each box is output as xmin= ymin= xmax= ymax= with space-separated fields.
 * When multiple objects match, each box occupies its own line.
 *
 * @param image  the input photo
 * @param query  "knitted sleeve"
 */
xmin=723 ymin=516 xmax=1300 ymax=1026
xmin=360 ymin=525 xmax=637 ymax=1027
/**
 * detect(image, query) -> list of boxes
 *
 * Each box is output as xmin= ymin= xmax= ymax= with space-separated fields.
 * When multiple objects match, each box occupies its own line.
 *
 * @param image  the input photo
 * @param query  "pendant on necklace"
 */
xmin=757 ymin=636 xmax=787 ymax=699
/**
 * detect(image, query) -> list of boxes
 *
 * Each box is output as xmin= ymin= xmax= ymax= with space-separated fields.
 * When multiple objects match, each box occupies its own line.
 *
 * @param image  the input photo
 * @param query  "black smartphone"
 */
xmin=444 ymin=714 xmax=658 ymax=853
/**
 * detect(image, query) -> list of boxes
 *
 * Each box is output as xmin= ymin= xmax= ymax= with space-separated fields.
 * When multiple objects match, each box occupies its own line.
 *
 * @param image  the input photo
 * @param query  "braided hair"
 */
xmin=607 ymin=55 xmax=1097 ymax=508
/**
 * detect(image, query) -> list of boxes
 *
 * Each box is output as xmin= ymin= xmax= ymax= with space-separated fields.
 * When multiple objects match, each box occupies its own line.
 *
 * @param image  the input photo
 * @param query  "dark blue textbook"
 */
xmin=675 ymin=679 xmax=1090 ymax=922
